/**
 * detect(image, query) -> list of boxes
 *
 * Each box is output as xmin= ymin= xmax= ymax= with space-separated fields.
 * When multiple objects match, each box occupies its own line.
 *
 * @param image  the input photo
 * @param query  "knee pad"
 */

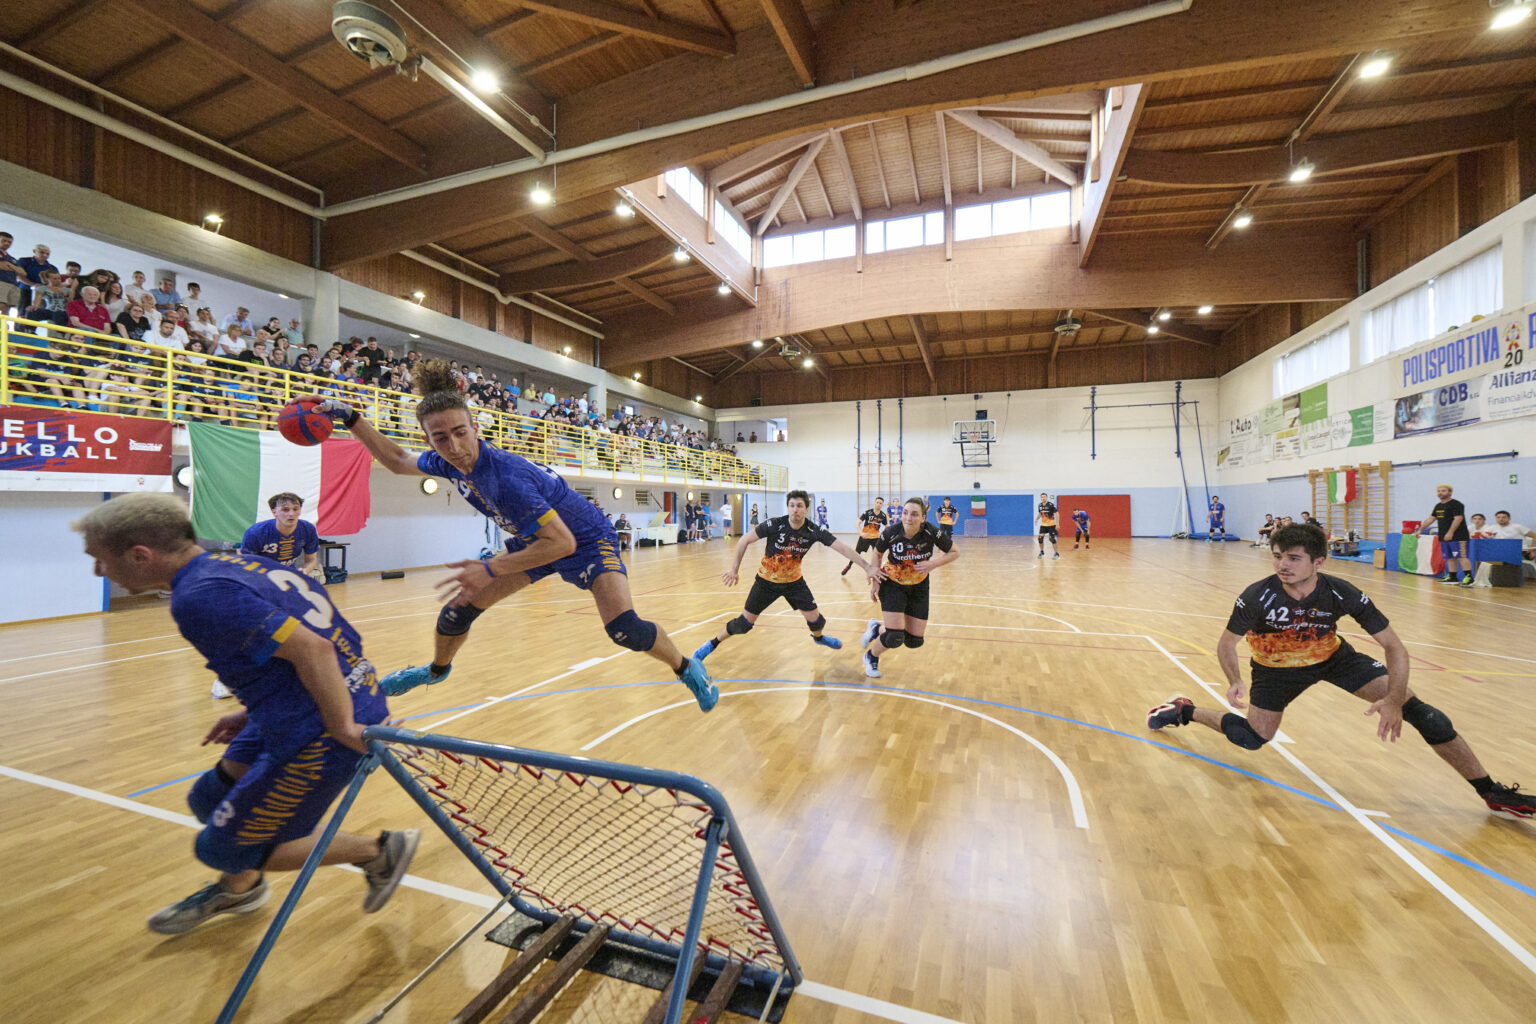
xmin=726 ymin=615 xmax=755 ymax=635
xmin=195 ymin=828 xmax=269 ymax=874
xmin=604 ymin=609 xmax=657 ymax=652
xmin=187 ymin=762 xmax=237 ymax=823
xmin=1221 ymin=713 xmax=1268 ymax=750
xmin=878 ymin=628 xmax=906 ymax=649
xmin=1401 ymin=696 xmax=1457 ymax=745
xmin=805 ymin=614 xmax=826 ymax=633
xmin=437 ymin=602 xmax=485 ymax=637
xmin=903 ymin=634 xmax=925 ymax=649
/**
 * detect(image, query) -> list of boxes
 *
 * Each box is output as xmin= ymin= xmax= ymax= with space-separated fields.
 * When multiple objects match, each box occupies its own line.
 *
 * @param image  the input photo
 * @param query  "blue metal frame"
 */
xmin=363 ymin=725 xmax=802 ymax=997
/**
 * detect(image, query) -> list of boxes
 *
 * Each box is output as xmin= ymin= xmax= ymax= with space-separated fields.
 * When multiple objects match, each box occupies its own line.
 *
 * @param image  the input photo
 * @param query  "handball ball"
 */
xmin=277 ymin=401 xmax=333 ymax=446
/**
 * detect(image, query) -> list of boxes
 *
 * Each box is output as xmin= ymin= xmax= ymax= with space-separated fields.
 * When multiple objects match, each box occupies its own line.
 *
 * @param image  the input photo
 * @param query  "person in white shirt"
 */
xmin=1469 ymin=513 xmax=1495 ymax=538
xmin=1490 ymin=511 xmax=1535 ymax=544
xmin=215 ymin=323 xmax=247 ymax=360
xmin=124 ymin=270 xmax=155 ymax=310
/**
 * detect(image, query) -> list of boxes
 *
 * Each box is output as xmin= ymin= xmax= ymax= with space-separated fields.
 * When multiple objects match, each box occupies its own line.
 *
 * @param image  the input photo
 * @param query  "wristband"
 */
xmin=481 ymin=557 xmax=498 ymax=578
xmin=342 ymin=407 xmax=360 ymax=429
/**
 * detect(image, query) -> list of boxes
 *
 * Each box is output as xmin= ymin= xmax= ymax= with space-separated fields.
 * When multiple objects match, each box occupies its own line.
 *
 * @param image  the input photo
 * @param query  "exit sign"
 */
xmin=1511 ymin=474 xmax=1519 ymax=485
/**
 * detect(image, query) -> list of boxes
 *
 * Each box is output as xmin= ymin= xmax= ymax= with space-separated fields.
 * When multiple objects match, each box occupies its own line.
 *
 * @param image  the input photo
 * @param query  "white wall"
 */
xmin=0 ymin=491 xmax=108 ymax=622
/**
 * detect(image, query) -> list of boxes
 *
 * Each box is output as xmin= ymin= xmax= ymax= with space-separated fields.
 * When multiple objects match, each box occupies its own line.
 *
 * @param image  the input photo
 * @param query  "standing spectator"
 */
xmin=17 ymin=242 xmax=58 ymax=308
xmin=1417 ymin=484 xmax=1473 ymax=586
xmin=749 ymin=430 xmax=758 ymax=443
xmin=150 ymin=275 xmax=180 ymax=313
xmin=67 ymin=285 xmax=113 ymax=336
xmin=183 ymin=281 xmax=203 ymax=305
xmin=283 ymin=317 xmax=305 ymax=349
xmin=221 ymin=306 xmax=254 ymax=337
xmin=60 ymin=261 xmax=83 ymax=301
xmin=124 ymin=270 xmax=155 ymax=310
xmin=0 ymin=231 xmax=23 ymax=312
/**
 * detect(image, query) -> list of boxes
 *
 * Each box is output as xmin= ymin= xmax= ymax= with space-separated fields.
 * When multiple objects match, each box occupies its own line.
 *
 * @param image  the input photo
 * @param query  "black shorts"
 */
xmin=1248 ymin=641 xmax=1387 ymax=713
xmin=937 ymin=523 xmax=954 ymax=541
xmin=1038 ymin=526 xmax=1058 ymax=540
xmin=745 ymin=576 xmax=817 ymax=615
xmin=878 ymin=577 xmax=930 ymax=621
xmin=855 ymin=536 xmax=878 ymax=553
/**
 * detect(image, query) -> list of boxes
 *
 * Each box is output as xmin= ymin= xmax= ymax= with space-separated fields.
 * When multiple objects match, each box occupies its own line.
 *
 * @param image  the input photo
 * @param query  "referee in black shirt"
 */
xmin=1417 ymin=483 xmax=1474 ymax=586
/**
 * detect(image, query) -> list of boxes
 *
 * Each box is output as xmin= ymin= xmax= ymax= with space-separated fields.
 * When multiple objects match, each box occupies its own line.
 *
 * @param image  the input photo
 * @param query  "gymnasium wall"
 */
xmin=1214 ymin=192 xmax=1536 ymax=539
xmin=0 ymin=490 xmax=108 ymax=622
xmin=719 ymin=378 xmax=1221 ymax=537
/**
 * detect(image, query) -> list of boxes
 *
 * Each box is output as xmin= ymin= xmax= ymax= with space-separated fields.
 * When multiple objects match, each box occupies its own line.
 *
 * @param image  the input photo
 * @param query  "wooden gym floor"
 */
xmin=1 ymin=537 xmax=1534 ymax=1023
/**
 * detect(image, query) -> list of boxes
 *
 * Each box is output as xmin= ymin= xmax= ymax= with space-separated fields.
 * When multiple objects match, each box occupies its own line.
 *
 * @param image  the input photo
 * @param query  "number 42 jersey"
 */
xmin=1225 ymin=572 xmax=1389 ymax=668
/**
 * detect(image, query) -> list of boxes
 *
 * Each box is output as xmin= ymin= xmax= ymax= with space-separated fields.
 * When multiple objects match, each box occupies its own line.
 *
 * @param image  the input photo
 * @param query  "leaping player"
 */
xmin=695 ymin=490 xmax=882 ymax=663
xmin=299 ymin=361 xmax=718 ymax=712
xmin=1148 ymin=523 xmax=1534 ymax=820
xmin=1072 ymin=507 xmax=1091 ymax=550
xmin=861 ymin=497 xmax=959 ymax=678
xmin=1037 ymin=492 xmax=1059 ymax=559
xmin=936 ymin=497 xmax=958 ymax=543
xmin=1208 ymin=494 xmax=1227 ymax=542
xmin=842 ymin=496 xmax=887 ymax=576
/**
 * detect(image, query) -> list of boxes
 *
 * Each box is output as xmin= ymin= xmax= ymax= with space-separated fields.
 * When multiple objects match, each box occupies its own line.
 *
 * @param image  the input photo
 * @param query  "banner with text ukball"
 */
xmin=0 ymin=406 xmax=173 ymax=492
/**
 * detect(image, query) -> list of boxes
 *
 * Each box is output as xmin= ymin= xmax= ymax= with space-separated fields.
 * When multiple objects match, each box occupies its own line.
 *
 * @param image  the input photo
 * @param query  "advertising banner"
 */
xmin=1393 ymin=381 xmax=1480 ymax=438
xmin=1299 ymin=383 xmax=1328 ymax=424
xmin=1481 ymin=364 xmax=1536 ymax=422
xmin=1329 ymin=402 xmax=1393 ymax=448
xmin=1256 ymin=399 xmax=1283 ymax=435
xmin=0 ymin=406 xmax=173 ymax=492
xmin=1396 ymin=299 xmax=1535 ymax=394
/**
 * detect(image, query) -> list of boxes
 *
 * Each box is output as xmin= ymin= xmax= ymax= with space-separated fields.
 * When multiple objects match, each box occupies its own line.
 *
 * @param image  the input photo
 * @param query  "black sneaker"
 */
xmin=1147 ymin=696 xmax=1193 ymax=730
xmin=1436 ymin=574 xmax=1460 ymax=584
xmin=1458 ymin=574 xmax=1475 ymax=588
xmin=1485 ymin=783 xmax=1536 ymax=820
xmin=362 ymin=829 xmax=421 ymax=912
xmin=148 ymin=879 xmax=269 ymax=934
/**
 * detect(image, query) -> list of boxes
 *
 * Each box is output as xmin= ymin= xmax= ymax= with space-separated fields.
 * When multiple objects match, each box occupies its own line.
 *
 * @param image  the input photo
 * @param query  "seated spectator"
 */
xmin=749 ymin=430 xmax=758 ymax=442
xmin=1490 ymin=511 xmax=1535 ymax=548
xmin=220 ymin=306 xmax=253 ymax=337
xmin=18 ymin=242 xmax=58 ymax=308
xmin=1469 ymin=513 xmax=1496 ymax=539
xmin=189 ymin=307 xmax=221 ymax=348
xmin=67 ymin=285 xmax=113 ymax=336
xmin=215 ymin=322 xmax=246 ymax=359
xmin=149 ymin=276 xmax=180 ymax=313
xmin=115 ymin=302 xmax=153 ymax=344
xmin=33 ymin=333 xmax=88 ymax=408
xmin=60 ymin=261 xmax=83 ymax=301
xmin=25 ymin=269 xmax=71 ymax=327
xmin=102 ymin=280 xmax=128 ymax=320
xmin=183 ymin=281 xmax=202 ymax=305
xmin=283 ymin=317 xmax=304 ymax=349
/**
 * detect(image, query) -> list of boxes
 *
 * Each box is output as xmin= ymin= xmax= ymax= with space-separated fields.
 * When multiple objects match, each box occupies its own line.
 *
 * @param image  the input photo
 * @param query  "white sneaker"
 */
xmin=862 ymin=651 xmax=882 ymax=678
xmin=861 ymin=619 xmax=881 ymax=649
xmin=211 ymin=680 xmax=233 ymax=699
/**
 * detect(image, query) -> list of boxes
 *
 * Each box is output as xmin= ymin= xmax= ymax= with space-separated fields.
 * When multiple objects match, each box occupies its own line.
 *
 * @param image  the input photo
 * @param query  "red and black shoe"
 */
xmin=1485 ymin=783 xmax=1536 ymax=820
xmin=1147 ymin=696 xmax=1194 ymax=730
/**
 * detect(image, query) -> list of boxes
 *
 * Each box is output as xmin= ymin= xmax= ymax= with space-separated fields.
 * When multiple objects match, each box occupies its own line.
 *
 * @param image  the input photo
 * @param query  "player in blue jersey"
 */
xmin=241 ymin=491 xmax=320 ymax=575
xmin=72 ymin=494 xmax=420 ymax=934
xmin=1208 ymin=495 xmax=1227 ymax=542
xmin=301 ymin=361 xmax=717 ymax=711
xmin=815 ymin=500 xmax=829 ymax=529
xmin=1071 ymin=508 xmax=1091 ymax=549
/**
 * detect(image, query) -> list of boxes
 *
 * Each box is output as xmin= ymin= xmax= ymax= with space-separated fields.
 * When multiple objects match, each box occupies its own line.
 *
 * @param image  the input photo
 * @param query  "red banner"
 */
xmin=0 ymin=406 xmax=173 ymax=492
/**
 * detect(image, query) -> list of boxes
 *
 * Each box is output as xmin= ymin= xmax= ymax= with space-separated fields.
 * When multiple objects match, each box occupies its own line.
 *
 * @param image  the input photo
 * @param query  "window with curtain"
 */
xmin=1363 ymin=283 xmax=1432 ymax=363
xmin=1274 ymin=324 xmax=1349 ymax=397
xmin=1431 ymin=245 xmax=1501 ymax=335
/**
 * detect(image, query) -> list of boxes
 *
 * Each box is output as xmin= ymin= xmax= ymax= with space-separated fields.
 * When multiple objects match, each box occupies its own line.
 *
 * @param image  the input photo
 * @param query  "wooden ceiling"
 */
xmin=4 ymin=0 xmax=1532 ymax=392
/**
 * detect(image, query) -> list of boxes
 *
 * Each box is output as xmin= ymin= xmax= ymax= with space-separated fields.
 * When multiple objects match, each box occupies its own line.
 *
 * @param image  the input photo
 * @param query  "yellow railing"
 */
xmin=0 ymin=315 xmax=786 ymax=491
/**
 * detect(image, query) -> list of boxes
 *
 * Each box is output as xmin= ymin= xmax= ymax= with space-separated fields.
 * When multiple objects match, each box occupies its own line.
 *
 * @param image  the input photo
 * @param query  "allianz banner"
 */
xmin=1397 ymin=300 xmax=1535 ymax=394
xmin=0 ymin=406 xmax=173 ymax=492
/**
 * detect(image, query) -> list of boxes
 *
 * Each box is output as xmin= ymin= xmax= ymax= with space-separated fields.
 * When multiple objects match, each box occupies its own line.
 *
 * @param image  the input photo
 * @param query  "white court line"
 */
xmin=580 ymin=684 xmax=1090 ymax=831
xmin=1143 ymin=640 xmax=1536 ymax=978
xmin=0 ymin=631 xmax=186 ymax=664
xmin=804 ymin=612 xmax=1142 ymax=639
xmin=0 ymin=647 xmax=194 ymax=684
xmin=795 ymin=981 xmax=967 ymax=1024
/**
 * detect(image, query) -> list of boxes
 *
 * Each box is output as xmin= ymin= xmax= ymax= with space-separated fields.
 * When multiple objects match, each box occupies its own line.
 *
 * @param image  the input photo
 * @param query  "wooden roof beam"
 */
xmin=755 ymin=137 xmax=827 ymax=235
xmin=708 ymin=132 xmax=822 ymax=187
xmin=935 ymin=112 xmax=953 ymax=206
xmin=396 ymin=0 xmax=553 ymax=133
xmin=761 ymin=0 xmax=816 ymax=87
xmin=614 ymin=276 xmax=677 ymax=313
xmin=1079 ymin=83 xmax=1146 ymax=266
xmin=500 ymin=237 xmax=679 ymax=294
xmin=869 ymin=124 xmax=892 ymax=209
xmin=1086 ymin=308 xmax=1220 ymax=346
xmin=118 ymin=0 xmax=427 ymax=171
xmin=946 ymin=111 xmax=1079 ymax=187
xmin=826 ymin=128 xmax=862 ymax=222
xmin=907 ymin=315 xmax=936 ymax=383
xmin=716 ymin=342 xmax=777 ymax=382
xmin=512 ymin=1 xmax=735 ymax=56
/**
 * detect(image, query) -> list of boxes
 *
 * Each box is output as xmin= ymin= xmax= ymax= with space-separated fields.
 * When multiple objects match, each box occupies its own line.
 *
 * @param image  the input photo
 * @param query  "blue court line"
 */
xmin=126 ymin=770 xmax=203 ymax=798
xmin=125 ymin=677 xmax=1536 ymax=902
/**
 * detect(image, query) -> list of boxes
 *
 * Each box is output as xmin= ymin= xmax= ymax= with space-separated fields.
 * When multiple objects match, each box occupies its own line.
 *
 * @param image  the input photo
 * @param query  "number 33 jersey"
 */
xmin=1225 ymin=572 xmax=1389 ymax=668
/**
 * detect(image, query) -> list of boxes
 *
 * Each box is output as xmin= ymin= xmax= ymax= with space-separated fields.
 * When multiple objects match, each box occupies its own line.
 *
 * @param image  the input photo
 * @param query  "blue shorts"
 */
xmin=520 ymin=534 xmax=627 ymax=590
xmin=1439 ymin=539 xmax=1464 ymax=558
xmin=196 ymin=722 xmax=368 ymax=873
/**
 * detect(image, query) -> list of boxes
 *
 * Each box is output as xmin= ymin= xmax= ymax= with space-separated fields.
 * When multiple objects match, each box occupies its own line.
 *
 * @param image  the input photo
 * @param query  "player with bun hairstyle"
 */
xmin=860 ymin=496 xmax=959 ymax=679
xmin=298 ymin=361 xmax=718 ymax=711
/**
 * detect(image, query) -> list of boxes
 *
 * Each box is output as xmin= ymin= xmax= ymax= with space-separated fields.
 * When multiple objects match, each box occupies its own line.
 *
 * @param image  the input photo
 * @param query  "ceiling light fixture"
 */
xmin=408 ymin=332 xmax=420 ymax=338
xmin=1147 ymin=324 xmax=1161 ymax=335
xmin=673 ymin=246 xmax=690 ymax=262
xmin=277 ymin=293 xmax=289 ymax=299
xmin=1358 ymin=52 xmax=1392 ymax=78
xmin=1491 ymin=2 xmax=1533 ymax=29
xmin=1197 ymin=304 xmax=1214 ymax=315
xmin=633 ymin=371 xmax=642 ymax=380
xmin=717 ymin=281 xmax=730 ymax=295
xmin=802 ymin=357 xmax=814 ymax=369
xmin=1232 ymin=210 xmax=1254 ymax=229
xmin=562 ymin=345 xmax=572 ymax=355
xmin=694 ymin=394 xmax=703 ymax=402
xmin=614 ymin=200 xmax=635 ymax=218
xmin=202 ymin=213 xmax=223 ymax=233
xmin=529 ymin=183 xmax=552 ymax=205
xmin=470 ymin=68 xmax=499 ymax=94
xmin=1288 ymin=158 xmax=1315 ymax=183
xmin=751 ymin=339 xmax=764 ymax=348
xmin=411 ymin=290 xmax=426 ymax=302
xmin=1157 ymin=310 xmax=1172 ymax=322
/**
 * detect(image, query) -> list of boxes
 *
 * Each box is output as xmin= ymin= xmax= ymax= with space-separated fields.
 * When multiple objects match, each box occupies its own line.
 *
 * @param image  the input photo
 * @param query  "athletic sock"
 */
xmin=429 ymin=662 xmax=451 ymax=677
xmin=1469 ymin=775 xmax=1495 ymax=797
xmin=703 ymin=638 xmax=720 ymax=654
xmin=673 ymin=657 xmax=689 ymax=676
xmin=1180 ymin=702 xmax=1197 ymax=725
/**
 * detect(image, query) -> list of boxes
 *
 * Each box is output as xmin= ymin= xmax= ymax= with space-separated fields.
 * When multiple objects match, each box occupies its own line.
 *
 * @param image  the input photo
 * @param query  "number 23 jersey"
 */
xmin=1225 ymin=572 xmax=1389 ymax=668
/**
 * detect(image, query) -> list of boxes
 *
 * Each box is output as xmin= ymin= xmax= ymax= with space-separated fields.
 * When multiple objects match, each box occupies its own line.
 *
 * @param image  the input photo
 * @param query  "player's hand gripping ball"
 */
xmin=277 ymin=400 xmax=334 ymax=446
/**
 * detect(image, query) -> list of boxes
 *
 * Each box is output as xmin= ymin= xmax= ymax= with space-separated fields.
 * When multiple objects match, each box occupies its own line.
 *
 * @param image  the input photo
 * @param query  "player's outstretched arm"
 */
xmin=440 ymin=514 xmax=578 ymax=607
xmin=273 ymin=624 xmax=368 ymax=753
xmin=1363 ymin=624 xmax=1411 ymax=741
xmin=722 ymin=531 xmax=760 ymax=586
xmin=827 ymin=539 xmax=884 ymax=580
xmin=294 ymin=392 xmax=421 ymax=476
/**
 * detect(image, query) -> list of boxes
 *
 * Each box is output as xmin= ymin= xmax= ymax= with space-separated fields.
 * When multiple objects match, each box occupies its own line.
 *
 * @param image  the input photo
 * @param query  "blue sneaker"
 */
xmin=692 ymin=640 xmax=718 ymax=663
xmin=380 ymin=663 xmax=450 ymax=697
xmin=678 ymin=657 xmax=718 ymax=712
xmin=813 ymin=634 xmax=842 ymax=650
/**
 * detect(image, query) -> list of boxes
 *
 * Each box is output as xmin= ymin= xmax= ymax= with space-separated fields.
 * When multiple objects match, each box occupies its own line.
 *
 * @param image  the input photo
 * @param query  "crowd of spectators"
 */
xmin=2 ymin=228 xmax=755 ymax=475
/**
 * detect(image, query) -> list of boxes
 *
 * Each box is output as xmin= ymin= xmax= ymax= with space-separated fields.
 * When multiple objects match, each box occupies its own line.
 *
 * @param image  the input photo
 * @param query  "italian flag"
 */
xmin=1327 ymin=469 xmax=1357 ymax=504
xmin=188 ymin=422 xmax=374 ymax=542
xmin=971 ymin=497 xmax=986 ymax=516
xmin=1396 ymin=534 xmax=1444 ymax=576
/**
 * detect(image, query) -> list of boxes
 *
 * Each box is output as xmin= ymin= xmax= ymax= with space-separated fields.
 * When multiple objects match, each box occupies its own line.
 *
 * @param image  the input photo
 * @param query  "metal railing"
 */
xmin=1 ymin=314 xmax=785 ymax=491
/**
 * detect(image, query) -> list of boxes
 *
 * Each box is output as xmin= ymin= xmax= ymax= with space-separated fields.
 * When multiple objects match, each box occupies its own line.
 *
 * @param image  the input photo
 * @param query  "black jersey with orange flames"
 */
xmin=937 ymin=503 xmax=958 ymax=526
xmin=1225 ymin=573 xmax=1390 ymax=668
xmin=857 ymin=507 xmax=888 ymax=539
xmin=755 ymin=515 xmax=837 ymax=583
xmin=876 ymin=522 xmax=953 ymax=585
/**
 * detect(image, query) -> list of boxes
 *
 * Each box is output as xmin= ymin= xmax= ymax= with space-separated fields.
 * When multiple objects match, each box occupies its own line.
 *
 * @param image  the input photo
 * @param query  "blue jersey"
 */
xmin=241 ymin=518 xmax=319 ymax=568
xmin=1209 ymin=501 xmax=1226 ymax=523
xmin=170 ymin=551 xmax=385 ymax=755
xmin=418 ymin=441 xmax=614 ymax=552
xmin=816 ymin=504 xmax=829 ymax=526
xmin=1072 ymin=510 xmax=1090 ymax=529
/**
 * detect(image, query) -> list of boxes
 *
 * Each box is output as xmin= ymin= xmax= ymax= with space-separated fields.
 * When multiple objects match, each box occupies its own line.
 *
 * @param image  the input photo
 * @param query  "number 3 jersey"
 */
xmin=876 ymin=521 xmax=953 ymax=585
xmin=1225 ymin=572 xmax=1389 ymax=668
xmin=170 ymin=551 xmax=385 ymax=751
xmin=754 ymin=515 xmax=837 ymax=583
